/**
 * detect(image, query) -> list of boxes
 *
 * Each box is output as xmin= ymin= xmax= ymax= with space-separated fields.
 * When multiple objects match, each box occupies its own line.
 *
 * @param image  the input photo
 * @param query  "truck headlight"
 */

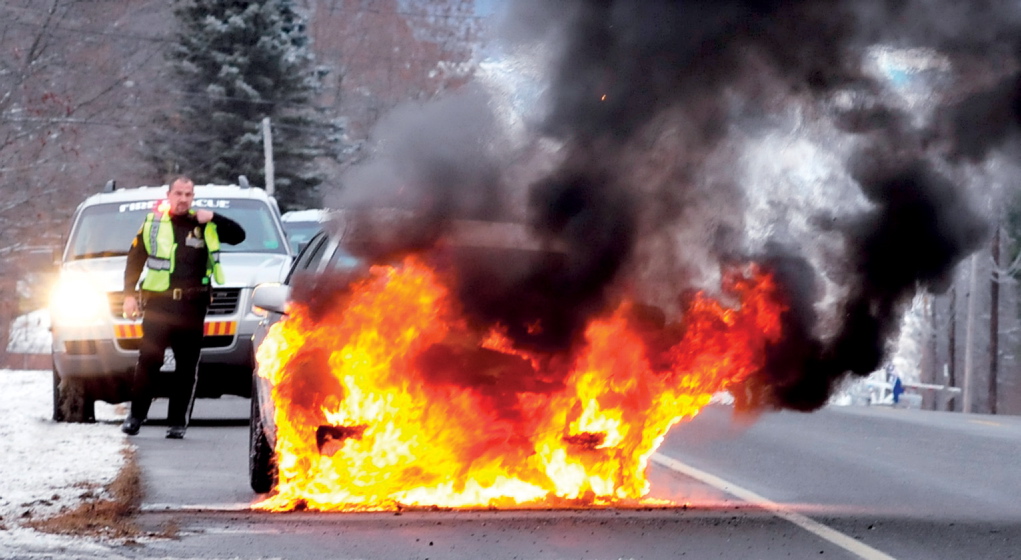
xmin=49 ymin=273 xmax=109 ymax=326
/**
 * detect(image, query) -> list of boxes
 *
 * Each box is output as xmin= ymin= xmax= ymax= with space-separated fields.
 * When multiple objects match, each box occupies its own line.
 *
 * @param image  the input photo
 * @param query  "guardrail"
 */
xmin=863 ymin=379 xmax=961 ymax=409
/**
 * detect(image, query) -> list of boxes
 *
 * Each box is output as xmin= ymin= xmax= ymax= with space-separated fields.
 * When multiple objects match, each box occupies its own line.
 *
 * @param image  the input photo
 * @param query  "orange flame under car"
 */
xmin=254 ymin=256 xmax=785 ymax=512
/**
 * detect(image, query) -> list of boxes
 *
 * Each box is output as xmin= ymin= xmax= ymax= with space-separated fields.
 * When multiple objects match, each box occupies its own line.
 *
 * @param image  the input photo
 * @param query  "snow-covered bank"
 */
xmin=0 ymin=369 xmax=128 ymax=550
xmin=5 ymin=310 xmax=50 ymax=355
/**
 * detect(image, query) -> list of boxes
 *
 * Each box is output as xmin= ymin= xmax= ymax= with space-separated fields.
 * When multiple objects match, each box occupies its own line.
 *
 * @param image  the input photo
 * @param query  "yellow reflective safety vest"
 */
xmin=140 ymin=209 xmax=224 ymax=291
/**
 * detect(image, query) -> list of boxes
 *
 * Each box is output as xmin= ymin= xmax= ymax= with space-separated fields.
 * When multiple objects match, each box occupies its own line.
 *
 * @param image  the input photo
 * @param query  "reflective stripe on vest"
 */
xmin=140 ymin=210 xmax=224 ymax=291
xmin=205 ymin=222 xmax=225 ymax=285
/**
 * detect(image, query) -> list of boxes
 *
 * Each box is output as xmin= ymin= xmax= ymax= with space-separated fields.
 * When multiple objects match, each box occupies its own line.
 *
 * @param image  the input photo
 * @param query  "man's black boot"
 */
xmin=166 ymin=426 xmax=186 ymax=439
xmin=121 ymin=417 xmax=142 ymax=436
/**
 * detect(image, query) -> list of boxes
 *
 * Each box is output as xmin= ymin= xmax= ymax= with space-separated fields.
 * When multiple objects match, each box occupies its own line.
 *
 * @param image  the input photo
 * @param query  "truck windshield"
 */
xmin=67 ymin=199 xmax=288 ymax=260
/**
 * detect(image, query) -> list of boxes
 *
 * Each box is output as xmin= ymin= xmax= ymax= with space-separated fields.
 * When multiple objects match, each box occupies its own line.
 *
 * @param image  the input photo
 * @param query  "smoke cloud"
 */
xmin=324 ymin=0 xmax=1021 ymax=411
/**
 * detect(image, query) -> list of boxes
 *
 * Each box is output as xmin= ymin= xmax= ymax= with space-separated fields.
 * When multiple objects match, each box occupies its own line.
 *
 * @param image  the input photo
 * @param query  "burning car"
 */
xmin=247 ymin=211 xmax=791 ymax=510
xmin=247 ymin=213 xmax=563 ymax=494
xmin=248 ymin=218 xmax=363 ymax=494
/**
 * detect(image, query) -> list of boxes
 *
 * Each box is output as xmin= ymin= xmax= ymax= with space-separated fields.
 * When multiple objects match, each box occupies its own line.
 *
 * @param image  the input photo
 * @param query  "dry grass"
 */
xmin=25 ymin=447 xmax=177 ymax=543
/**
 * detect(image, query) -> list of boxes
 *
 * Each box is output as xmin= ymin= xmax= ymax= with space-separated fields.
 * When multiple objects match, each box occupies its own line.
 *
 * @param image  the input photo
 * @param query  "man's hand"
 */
xmin=122 ymin=295 xmax=140 ymax=319
xmin=195 ymin=209 xmax=214 ymax=224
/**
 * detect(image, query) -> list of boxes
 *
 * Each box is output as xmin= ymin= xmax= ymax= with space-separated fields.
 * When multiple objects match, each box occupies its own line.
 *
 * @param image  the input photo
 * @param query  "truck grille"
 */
xmin=108 ymin=288 xmax=241 ymax=317
xmin=208 ymin=288 xmax=241 ymax=316
xmin=108 ymin=292 xmax=125 ymax=318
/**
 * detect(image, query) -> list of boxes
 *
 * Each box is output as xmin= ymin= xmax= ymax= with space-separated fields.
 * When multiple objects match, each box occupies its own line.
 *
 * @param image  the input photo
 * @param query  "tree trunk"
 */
xmin=988 ymin=225 xmax=1000 ymax=415
xmin=0 ymin=298 xmax=11 ymax=369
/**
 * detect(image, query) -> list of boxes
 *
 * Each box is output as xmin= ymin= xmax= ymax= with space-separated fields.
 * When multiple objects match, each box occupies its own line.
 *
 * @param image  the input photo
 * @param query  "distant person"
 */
xmin=892 ymin=374 xmax=904 ymax=405
xmin=120 ymin=176 xmax=245 ymax=439
xmin=886 ymin=364 xmax=904 ymax=405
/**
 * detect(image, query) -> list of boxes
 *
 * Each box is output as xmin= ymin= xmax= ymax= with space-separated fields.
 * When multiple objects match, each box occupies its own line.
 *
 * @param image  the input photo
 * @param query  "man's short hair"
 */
xmin=168 ymin=175 xmax=194 ymax=189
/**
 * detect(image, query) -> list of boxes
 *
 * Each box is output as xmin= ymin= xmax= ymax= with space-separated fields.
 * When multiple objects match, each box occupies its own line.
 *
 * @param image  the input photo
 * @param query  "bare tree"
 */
xmin=0 ymin=0 xmax=484 ymax=364
xmin=306 ymin=0 xmax=482 ymax=166
xmin=0 ymin=0 xmax=168 ymax=364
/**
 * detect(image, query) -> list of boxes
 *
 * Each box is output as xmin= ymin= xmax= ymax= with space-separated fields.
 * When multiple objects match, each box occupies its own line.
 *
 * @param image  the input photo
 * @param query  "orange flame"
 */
xmin=255 ymin=257 xmax=785 ymax=511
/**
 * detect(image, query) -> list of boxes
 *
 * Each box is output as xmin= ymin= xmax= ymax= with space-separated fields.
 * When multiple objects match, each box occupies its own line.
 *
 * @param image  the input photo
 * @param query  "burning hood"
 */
xmin=257 ymin=249 xmax=787 ymax=512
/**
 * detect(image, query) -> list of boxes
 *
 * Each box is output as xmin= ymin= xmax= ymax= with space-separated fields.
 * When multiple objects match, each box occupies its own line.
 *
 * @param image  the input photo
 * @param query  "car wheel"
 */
xmin=249 ymin=376 xmax=277 ymax=494
xmin=53 ymin=368 xmax=95 ymax=423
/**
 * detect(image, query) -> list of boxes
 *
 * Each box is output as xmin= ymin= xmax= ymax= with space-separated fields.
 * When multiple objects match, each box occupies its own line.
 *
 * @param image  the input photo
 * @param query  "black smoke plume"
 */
xmin=499 ymin=0 xmax=998 ymax=410
xmin=324 ymin=0 xmax=1021 ymax=411
xmin=745 ymin=156 xmax=988 ymax=411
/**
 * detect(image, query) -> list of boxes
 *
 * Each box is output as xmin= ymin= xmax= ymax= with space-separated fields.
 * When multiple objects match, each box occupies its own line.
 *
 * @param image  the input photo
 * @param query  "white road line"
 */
xmin=652 ymin=453 xmax=898 ymax=560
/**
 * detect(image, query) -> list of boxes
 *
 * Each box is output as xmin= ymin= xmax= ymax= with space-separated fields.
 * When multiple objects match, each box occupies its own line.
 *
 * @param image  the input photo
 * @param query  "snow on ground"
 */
xmin=0 ymin=369 xmax=128 ymax=552
xmin=6 ymin=310 xmax=50 ymax=354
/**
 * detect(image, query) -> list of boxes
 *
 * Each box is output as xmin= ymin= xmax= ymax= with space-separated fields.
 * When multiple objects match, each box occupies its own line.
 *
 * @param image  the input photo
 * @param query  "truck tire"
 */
xmin=52 ymin=368 xmax=65 ymax=422
xmin=53 ymin=368 xmax=95 ymax=423
xmin=249 ymin=377 xmax=277 ymax=494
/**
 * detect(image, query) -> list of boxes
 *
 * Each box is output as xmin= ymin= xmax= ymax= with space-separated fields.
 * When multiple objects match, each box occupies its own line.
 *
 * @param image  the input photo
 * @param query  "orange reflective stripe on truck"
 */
xmin=114 ymin=322 xmax=236 ymax=339
xmin=203 ymin=321 xmax=237 ymax=336
xmin=114 ymin=324 xmax=143 ymax=339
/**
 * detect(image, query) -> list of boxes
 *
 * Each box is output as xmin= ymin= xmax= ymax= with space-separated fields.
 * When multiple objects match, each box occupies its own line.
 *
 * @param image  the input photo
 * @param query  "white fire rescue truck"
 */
xmin=49 ymin=178 xmax=294 ymax=422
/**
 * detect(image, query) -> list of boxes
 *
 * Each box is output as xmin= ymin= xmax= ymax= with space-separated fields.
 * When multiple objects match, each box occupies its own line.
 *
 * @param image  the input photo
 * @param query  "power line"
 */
xmin=2 ymin=16 xmax=172 ymax=44
xmin=0 ymin=114 xmax=347 ymax=136
xmin=0 ymin=1 xmax=488 ymax=45
xmin=313 ymin=1 xmax=487 ymax=22
xmin=0 ymin=2 xmax=487 ymax=46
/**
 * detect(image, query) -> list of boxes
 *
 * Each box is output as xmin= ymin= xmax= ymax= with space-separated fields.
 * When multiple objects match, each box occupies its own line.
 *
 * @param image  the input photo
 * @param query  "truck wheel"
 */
xmin=52 ymin=368 xmax=65 ymax=422
xmin=249 ymin=377 xmax=277 ymax=493
xmin=53 ymin=368 xmax=95 ymax=423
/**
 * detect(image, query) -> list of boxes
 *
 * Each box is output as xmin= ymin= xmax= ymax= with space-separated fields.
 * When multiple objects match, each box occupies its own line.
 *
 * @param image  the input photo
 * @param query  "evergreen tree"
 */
xmin=148 ymin=0 xmax=339 ymax=210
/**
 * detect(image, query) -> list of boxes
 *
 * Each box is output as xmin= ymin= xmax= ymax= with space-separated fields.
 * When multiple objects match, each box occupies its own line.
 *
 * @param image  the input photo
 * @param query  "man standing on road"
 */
xmin=120 ymin=176 xmax=245 ymax=439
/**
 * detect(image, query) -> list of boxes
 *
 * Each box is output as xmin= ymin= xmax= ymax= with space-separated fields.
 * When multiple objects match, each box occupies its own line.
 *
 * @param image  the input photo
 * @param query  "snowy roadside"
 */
xmin=0 ymin=369 xmax=129 ymax=551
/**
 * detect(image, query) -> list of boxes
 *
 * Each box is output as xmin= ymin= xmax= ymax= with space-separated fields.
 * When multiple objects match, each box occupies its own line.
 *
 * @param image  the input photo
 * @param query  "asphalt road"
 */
xmin=116 ymin=398 xmax=1020 ymax=560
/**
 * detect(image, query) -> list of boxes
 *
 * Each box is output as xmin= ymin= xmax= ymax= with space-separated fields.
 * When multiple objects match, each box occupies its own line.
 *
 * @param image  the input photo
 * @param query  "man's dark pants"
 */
xmin=130 ymin=293 xmax=208 ymax=426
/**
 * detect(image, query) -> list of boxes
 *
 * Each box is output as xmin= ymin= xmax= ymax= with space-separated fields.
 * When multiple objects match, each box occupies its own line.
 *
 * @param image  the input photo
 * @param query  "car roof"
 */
xmin=324 ymin=209 xmax=564 ymax=253
xmin=281 ymin=208 xmax=330 ymax=222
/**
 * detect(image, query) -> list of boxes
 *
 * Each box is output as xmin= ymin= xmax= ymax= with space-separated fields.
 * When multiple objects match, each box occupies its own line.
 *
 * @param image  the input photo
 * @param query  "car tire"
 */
xmin=52 ymin=367 xmax=96 ymax=423
xmin=249 ymin=377 xmax=277 ymax=494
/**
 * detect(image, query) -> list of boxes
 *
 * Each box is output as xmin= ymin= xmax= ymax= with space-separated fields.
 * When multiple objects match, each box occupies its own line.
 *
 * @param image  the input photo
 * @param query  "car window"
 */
xmin=67 ymin=199 xmax=288 ymax=260
xmin=328 ymin=245 xmax=363 ymax=271
xmin=286 ymin=231 xmax=329 ymax=283
xmin=304 ymin=235 xmax=331 ymax=271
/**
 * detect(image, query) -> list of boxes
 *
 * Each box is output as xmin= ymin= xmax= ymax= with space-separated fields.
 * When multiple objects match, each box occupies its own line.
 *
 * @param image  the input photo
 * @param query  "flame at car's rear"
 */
xmin=254 ymin=255 xmax=785 ymax=512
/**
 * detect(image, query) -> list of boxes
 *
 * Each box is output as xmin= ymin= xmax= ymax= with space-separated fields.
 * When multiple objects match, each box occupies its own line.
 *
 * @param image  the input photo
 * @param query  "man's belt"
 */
xmin=143 ymin=287 xmax=210 ymax=301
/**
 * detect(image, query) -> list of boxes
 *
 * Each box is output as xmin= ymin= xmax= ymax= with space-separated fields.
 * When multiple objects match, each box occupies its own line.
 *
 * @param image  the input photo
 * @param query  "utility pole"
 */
xmin=925 ymin=294 xmax=939 ymax=410
xmin=262 ymin=117 xmax=275 ymax=196
xmin=962 ymin=253 xmax=979 ymax=413
xmin=988 ymin=223 xmax=1000 ymax=414
xmin=946 ymin=283 xmax=956 ymax=411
